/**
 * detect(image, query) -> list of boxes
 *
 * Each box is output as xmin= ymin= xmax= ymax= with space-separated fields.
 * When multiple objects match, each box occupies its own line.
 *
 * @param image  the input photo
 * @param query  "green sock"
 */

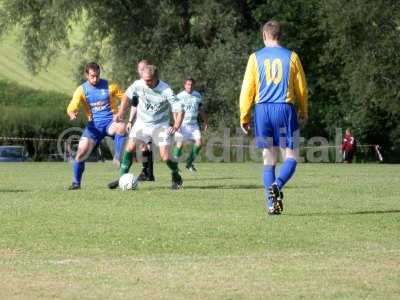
xmin=166 ymin=159 xmax=179 ymax=174
xmin=172 ymin=147 xmax=183 ymax=160
xmin=120 ymin=151 xmax=134 ymax=176
xmin=187 ymin=145 xmax=201 ymax=166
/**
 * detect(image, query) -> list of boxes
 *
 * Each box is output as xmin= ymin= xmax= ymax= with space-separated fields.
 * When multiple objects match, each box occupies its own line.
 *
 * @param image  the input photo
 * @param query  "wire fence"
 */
xmin=0 ymin=134 xmax=383 ymax=163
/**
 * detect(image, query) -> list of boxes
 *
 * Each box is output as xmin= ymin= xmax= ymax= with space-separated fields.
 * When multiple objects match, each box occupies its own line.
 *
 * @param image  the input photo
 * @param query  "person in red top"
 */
xmin=342 ymin=128 xmax=357 ymax=163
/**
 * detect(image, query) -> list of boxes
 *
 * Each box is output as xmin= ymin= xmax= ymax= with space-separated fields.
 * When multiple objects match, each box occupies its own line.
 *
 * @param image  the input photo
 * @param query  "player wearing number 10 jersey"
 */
xmin=239 ymin=20 xmax=308 ymax=215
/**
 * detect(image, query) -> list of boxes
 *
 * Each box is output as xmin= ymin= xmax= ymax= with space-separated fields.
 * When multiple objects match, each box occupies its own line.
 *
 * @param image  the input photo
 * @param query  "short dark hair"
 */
xmin=85 ymin=62 xmax=100 ymax=74
xmin=263 ymin=20 xmax=282 ymax=41
xmin=138 ymin=59 xmax=153 ymax=65
xmin=184 ymin=78 xmax=195 ymax=85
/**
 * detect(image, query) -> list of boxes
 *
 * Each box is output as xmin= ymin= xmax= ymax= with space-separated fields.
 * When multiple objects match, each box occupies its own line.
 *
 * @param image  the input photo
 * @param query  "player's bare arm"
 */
xmin=114 ymin=94 xmax=130 ymax=122
xmin=126 ymin=106 xmax=137 ymax=133
xmin=170 ymin=111 xmax=184 ymax=135
xmin=67 ymin=86 xmax=85 ymax=122
xmin=199 ymin=107 xmax=208 ymax=131
xmin=173 ymin=111 xmax=185 ymax=125
xmin=240 ymin=122 xmax=250 ymax=135
xmin=68 ymin=110 xmax=78 ymax=121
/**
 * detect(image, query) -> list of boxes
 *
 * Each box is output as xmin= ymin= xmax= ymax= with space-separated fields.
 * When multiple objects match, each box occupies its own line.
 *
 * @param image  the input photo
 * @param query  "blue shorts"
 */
xmin=253 ymin=103 xmax=299 ymax=149
xmin=82 ymin=118 xmax=114 ymax=145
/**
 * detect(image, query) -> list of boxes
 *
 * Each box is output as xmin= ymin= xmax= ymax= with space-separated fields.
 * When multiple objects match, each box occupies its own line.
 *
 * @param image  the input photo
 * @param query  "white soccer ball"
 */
xmin=119 ymin=173 xmax=139 ymax=191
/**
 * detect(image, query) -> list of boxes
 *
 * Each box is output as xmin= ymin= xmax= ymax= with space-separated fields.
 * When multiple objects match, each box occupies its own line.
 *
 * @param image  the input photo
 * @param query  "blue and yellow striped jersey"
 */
xmin=67 ymin=79 xmax=124 ymax=122
xmin=239 ymin=46 xmax=308 ymax=124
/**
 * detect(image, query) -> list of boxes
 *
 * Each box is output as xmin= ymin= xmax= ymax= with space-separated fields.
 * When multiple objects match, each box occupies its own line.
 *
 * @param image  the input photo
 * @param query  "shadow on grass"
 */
xmin=184 ymin=184 xmax=264 ymax=190
xmin=0 ymin=189 xmax=28 ymax=193
xmin=183 ymin=177 xmax=236 ymax=182
xmin=141 ymin=184 xmax=264 ymax=191
xmin=288 ymin=209 xmax=400 ymax=217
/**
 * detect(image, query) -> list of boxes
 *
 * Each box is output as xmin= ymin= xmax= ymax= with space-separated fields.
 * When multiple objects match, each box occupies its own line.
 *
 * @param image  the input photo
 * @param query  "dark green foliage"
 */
xmin=0 ymin=0 xmax=399 ymax=160
xmin=0 ymin=79 xmax=69 ymax=107
xmin=318 ymin=0 xmax=400 ymax=161
xmin=0 ymin=79 xmax=82 ymax=160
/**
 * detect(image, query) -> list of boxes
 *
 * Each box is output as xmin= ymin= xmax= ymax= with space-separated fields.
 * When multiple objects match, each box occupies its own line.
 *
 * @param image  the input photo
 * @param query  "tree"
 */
xmin=319 ymin=0 xmax=400 ymax=160
xmin=1 ymin=0 xmax=399 ymax=160
xmin=0 ymin=0 xmax=257 ymax=128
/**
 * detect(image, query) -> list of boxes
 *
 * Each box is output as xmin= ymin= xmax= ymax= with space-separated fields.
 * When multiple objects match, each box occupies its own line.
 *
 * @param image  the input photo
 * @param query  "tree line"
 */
xmin=0 ymin=0 xmax=399 ymax=161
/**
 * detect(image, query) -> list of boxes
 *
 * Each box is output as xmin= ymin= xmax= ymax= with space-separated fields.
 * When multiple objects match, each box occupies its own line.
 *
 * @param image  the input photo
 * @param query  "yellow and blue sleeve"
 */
xmin=240 ymin=54 xmax=259 ymax=124
xmin=67 ymin=86 xmax=92 ymax=121
xmin=108 ymin=81 xmax=124 ymax=113
xmin=289 ymin=52 xmax=308 ymax=119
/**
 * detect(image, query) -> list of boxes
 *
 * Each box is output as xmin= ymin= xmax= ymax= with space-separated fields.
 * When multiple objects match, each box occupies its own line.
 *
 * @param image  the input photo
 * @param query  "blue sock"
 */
xmin=114 ymin=134 xmax=127 ymax=161
xmin=276 ymin=158 xmax=297 ymax=189
xmin=73 ymin=160 xmax=85 ymax=185
xmin=263 ymin=165 xmax=276 ymax=208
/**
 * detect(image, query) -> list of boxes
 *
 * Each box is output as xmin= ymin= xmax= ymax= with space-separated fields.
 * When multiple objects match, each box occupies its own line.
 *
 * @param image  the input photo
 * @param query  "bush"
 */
xmin=0 ymin=79 xmax=85 ymax=160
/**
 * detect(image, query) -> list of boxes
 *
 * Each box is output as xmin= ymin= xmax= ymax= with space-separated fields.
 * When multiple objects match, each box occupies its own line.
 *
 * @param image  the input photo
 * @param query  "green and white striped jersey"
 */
xmin=125 ymin=79 xmax=182 ymax=125
xmin=177 ymin=90 xmax=203 ymax=125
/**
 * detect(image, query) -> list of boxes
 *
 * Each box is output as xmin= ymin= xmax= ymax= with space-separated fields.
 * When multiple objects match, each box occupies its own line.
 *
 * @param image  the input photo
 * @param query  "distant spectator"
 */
xmin=342 ymin=128 xmax=357 ymax=163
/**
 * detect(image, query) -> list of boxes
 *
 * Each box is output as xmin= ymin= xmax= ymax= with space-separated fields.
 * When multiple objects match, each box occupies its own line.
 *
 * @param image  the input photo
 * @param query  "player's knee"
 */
xmin=263 ymin=158 xmax=277 ymax=165
xmin=116 ymin=123 xmax=126 ymax=135
xmin=75 ymin=149 xmax=87 ymax=162
xmin=159 ymin=150 xmax=170 ymax=161
xmin=262 ymin=148 xmax=277 ymax=165
xmin=125 ymin=140 xmax=136 ymax=153
xmin=285 ymin=149 xmax=297 ymax=161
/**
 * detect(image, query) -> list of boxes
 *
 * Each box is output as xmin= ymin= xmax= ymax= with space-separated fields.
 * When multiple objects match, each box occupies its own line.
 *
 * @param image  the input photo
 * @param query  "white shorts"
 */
xmin=175 ymin=123 xmax=201 ymax=143
xmin=129 ymin=122 xmax=172 ymax=146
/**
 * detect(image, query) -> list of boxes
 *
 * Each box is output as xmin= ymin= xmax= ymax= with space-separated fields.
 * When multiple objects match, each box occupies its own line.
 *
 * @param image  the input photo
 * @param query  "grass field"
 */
xmin=0 ymin=162 xmax=399 ymax=299
xmin=0 ymin=29 xmax=76 ymax=93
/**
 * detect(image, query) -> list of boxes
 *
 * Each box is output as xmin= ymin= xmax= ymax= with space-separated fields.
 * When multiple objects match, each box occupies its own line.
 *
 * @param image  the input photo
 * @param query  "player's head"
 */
xmin=85 ymin=62 xmax=101 ymax=86
xmin=184 ymin=78 xmax=195 ymax=93
xmin=137 ymin=59 xmax=152 ymax=78
xmin=346 ymin=128 xmax=352 ymax=135
xmin=142 ymin=64 xmax=159 ymax=88
xmin=262 ymin=20 xmax=282 ymax=43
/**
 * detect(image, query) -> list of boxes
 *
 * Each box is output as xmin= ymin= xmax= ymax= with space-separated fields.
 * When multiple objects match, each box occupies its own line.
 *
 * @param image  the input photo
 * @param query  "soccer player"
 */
xmin=173 ymin=78 xmax=208 ymax=171
xmin=239 ymin=20 xmax=308 ymax=215
xmin=126 ymin=59 xmax=156 ymax=181
xmin=108 ymin=64 xmax=185 ymax=190
xmin=67 ymin=62 xmax=126 ymax=190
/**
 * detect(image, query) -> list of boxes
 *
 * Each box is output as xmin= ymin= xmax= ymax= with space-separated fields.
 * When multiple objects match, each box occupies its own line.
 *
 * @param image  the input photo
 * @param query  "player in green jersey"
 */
xmin=108 ymin=64 xmax=184 ymax=189
xmin=173 ymin=78 xmax=208 ymax=172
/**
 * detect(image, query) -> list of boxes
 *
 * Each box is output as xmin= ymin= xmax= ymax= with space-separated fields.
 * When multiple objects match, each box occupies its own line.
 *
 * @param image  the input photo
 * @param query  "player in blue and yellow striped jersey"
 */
xmin=67 ymin=62 xmax=126 ymax=190
xmin=239 ymin=20 xmax=308 ymax=215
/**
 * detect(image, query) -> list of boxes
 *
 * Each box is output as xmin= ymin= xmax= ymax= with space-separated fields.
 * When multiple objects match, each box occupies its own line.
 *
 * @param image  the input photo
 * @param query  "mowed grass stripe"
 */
xmin=0 ymin=35 xmax=75 ymax=93
xmin=0 ymin=162 xmax=399 ymax=299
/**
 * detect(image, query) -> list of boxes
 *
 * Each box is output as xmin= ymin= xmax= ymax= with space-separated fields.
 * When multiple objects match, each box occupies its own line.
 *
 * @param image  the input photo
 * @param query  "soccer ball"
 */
xmin=119 ymin=173 xmax=139 ymax=191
